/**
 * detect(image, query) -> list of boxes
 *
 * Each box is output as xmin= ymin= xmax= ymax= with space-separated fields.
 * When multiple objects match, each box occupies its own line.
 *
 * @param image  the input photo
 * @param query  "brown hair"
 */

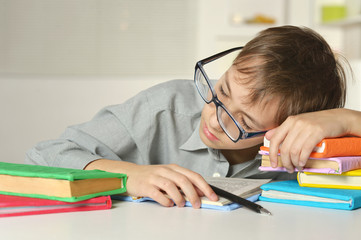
xmin=233 ymin=25 xmax=347 ymax=124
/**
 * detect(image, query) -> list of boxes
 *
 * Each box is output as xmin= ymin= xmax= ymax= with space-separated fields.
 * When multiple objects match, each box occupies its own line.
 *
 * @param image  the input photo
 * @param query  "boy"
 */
xmin=26 ymin=25 xmax=361 ymax=208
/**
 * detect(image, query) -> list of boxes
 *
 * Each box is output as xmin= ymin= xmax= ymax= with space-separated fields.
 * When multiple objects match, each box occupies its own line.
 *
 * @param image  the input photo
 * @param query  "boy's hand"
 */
xmin=85 ymin=159 xmax=218 ymax=208
xmin=126 ymin=164 xmax=218 ymax=208
xmin=266 ymin=108 xmax=351 ymax=173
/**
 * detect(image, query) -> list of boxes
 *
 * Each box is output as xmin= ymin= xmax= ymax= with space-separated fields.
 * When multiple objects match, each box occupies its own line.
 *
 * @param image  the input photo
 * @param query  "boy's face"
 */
xmin=199 ymin=64 xmax=279 ymax=150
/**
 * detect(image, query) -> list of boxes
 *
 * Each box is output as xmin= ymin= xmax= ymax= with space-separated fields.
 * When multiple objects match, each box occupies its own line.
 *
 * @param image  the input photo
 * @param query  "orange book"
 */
xmin=260 ymin=136 xmax=361 ymax=158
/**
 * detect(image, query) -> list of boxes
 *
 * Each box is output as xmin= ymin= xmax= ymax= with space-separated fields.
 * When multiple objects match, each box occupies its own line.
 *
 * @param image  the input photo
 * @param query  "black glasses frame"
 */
xmin=194 ymin=46 xmax=267 ymax=142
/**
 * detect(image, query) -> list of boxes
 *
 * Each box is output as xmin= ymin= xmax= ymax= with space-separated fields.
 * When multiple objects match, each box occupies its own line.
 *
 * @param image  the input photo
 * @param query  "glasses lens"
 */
xmin=217 ymin=106 xmax=241 ymax=141
xmin=195 ymin=68 xmax=213 ymax=102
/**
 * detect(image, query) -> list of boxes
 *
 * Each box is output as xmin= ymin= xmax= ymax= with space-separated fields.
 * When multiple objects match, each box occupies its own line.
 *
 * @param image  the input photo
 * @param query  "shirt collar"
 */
xmin=179 ymin=120 xmax=228 ymax=162
xmin=179 ymin=120 xmax=207 ymax=151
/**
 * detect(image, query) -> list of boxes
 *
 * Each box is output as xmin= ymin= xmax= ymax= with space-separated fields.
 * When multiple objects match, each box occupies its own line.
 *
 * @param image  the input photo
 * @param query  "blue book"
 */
xmin=111 ymin=194 xmax=260 ymax=211
xmin=259 ymin=180 xmax=361 ymax=210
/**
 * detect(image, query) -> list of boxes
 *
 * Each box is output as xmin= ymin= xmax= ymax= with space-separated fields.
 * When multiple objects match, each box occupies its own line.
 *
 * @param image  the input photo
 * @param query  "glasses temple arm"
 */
xmin=199 ymin=47 xmax=244 ymax=65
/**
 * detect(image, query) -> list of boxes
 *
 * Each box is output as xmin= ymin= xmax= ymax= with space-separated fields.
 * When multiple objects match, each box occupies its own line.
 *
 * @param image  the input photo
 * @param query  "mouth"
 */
xmin=203 ymin=123 xmax=219 ymax=141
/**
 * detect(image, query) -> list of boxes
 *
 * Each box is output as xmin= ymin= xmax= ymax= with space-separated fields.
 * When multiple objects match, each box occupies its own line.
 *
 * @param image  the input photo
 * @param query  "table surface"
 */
xmin=1 ymin=199 xmax=360 ymax=240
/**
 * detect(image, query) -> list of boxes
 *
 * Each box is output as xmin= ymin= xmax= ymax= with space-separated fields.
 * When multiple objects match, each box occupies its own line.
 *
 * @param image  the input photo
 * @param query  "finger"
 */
xmin=298 ymin=135 xmax=324 ymax=167
xmin=284 ymin=124 xmax=312 ymax=171
xmin=268 ymin=126 xmax=287 ymax=168
xmin=194 ymin=185 xmax=205 ymax=197
xmin=151 ymin=175 xmax=188 ymax=207
xmin=162 ymin=183 xmax=187 ymax=207
xmin=154 ymin=165 xmax=203 ymax=208
xmin=272 ymin=118 xmax=301 ymax=172
xmin=147 ymin=187 xmax=175 ymax=207
xmin=172 ymin=174 xmax=202 ymax=208
xmin=271 ymin=116 xmax=313 ymax=172
xmin=281 ymin=133 xmax=302 ymax=172
xmin=279 ymin=143 xmax=294 ymax=173
xmin=280 ymin=122 xmax=314 ymax=173
xmin=284 ymin=123 xmax=323 ymax=169
xmin=265 ymin=128 xmax=276 ymax=140
xmin=169 ymin=165 xmax=218 ymax=203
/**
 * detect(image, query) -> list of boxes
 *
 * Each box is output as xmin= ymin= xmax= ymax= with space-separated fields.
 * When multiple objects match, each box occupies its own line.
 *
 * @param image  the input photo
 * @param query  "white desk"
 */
xmin=1 ymin=200 xmax=360 ymax=240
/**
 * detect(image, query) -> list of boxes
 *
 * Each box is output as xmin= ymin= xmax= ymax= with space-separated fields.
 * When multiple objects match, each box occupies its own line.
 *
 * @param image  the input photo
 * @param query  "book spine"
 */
xmin=297 ymin=182 xmax=361 ymax=190
xmin=0 ymin=196 xmax=112 ymax=218
xmin=258 ymin=166 xmax=342 ymax=174
xmin=259 ymin=195 xmax=353 ymax=210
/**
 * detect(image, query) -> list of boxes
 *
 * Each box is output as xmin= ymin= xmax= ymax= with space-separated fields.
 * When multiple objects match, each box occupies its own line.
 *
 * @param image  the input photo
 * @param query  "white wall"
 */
xmin=0 ymin=76 xmax=165 ymax=164
xmin=345 ymin=60 xmax=361 ymax=110
xmin=0 ymin=0 xmax=197 ymax=77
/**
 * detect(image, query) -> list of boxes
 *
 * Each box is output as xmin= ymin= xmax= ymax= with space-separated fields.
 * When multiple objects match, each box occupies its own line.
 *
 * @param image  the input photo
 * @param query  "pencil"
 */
xmin=209 ymin=184 xmax=272 ymax=215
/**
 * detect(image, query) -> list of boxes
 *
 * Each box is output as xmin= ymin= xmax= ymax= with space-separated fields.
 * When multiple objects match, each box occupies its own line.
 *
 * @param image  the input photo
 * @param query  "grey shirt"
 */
xmin=26 ymin=79 xmax=295 ymax=180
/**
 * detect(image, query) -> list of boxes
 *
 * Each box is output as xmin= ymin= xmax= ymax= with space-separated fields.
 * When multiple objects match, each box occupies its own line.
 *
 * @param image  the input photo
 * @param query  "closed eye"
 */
xmin=240 ymin=117 xmax=252 ymax=131
xmin=219 ymin=85 xmax=252 ymax=131
xmin=219 ymin=85 xmax=228 ymax=98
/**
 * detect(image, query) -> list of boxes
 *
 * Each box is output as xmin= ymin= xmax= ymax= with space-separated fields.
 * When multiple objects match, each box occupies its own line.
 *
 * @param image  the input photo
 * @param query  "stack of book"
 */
xmin=258 ymin=137 xmax=361 ymax=210
xmin=0 ymin=162 xmax=127 ymax=217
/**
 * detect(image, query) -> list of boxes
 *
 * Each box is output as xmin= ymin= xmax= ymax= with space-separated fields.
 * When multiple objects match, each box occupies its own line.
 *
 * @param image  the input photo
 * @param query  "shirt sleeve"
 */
xmin=25 ymin=94 xmax=149 ymax=169
xmin=25 ymin=80 xmax=203 ymax=170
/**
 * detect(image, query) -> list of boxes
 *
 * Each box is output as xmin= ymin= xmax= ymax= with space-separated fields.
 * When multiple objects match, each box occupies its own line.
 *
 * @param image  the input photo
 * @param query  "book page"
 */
xmin=202 ymin=177 xmax=271 ymax=206
xmin=118 ymin=177 xmax=271 ymax=207
xmin=261 ymin=190 xmax=351 ymax=204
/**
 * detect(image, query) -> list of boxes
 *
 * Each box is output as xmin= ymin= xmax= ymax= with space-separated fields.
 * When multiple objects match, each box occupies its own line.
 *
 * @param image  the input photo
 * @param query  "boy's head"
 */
xmin=233 ymin=25 xmax=347 ymax=124
xmin=198 ymin=25 xmax=348 ymax=150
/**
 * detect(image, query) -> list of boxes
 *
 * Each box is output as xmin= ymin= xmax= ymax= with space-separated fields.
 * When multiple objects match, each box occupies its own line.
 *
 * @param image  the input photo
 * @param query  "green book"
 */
xmin=0 ymin=162 xmax=127 ymax=202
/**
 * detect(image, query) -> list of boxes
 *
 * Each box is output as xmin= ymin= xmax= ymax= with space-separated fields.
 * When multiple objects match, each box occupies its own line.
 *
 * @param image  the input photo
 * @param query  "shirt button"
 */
xmin=212 ymin=172 xmax=221 ymax=178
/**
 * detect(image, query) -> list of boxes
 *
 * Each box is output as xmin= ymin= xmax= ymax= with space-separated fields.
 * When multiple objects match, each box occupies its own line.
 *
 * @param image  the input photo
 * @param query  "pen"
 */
xmin=209 ymin=184 xmax=272 ymax=215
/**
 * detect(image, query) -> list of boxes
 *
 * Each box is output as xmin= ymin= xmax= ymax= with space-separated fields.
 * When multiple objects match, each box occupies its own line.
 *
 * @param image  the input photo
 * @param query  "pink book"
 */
xmin=0 ymin=194 xmax=112 ymax=217
xmin=259 ymin=150 xmax=361 ymax=174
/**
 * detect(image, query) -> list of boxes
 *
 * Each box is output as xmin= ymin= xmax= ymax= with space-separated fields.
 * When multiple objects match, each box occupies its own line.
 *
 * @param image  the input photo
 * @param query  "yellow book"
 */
xmin=297 ymin=169 xmax=361 ymax=190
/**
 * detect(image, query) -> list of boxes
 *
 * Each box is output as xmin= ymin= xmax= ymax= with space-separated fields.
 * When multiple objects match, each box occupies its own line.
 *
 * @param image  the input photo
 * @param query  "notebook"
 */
xmin=112 ymin=177 xmax=270 ymax=211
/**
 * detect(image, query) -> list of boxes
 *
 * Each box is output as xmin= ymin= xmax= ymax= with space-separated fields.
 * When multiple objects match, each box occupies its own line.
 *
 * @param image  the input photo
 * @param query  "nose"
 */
xmin=208 ymin=103 xmax=223 ymax=132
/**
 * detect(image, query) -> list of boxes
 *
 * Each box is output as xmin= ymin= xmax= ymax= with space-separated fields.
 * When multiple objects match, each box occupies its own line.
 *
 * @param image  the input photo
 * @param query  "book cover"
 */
xmin=112 ymin=194 xmax=260 ymax=211
xmin=259 ymin=180 xmax=361 ymax=210
xmin=261 ymin=136 xmax=361 ymax=158
xmin=112 ymin=177 xmax=270 ymax=211
xmin=297 ymin=169 xmax=361 ymax=190
xmin=0 ymin=194 xmax=112 ymax=217
xmin=0 ymin=162 xmax=127 ymax=202
xmin=258 ymin=151 xmax=361 ymax=174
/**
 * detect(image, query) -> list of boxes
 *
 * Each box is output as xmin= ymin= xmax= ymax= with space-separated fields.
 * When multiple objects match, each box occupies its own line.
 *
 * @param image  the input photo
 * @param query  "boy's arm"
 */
xmin=266 ymin=108 xmax=361 ymax=173
xmin=25 ymin=104 xmax=137 ymax=169
xmin=85 ymin=159 xmax=218 ymax=208
xmin=25 ymin=111 xmax=218 ymax=207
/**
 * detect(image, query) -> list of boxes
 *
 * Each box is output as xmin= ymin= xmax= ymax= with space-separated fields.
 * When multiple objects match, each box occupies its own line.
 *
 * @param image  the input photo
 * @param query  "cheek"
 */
xmin=230 ymin=136 xmax=264 ymax=149
xmin=201 ymin=103 xmax=214 ymax=118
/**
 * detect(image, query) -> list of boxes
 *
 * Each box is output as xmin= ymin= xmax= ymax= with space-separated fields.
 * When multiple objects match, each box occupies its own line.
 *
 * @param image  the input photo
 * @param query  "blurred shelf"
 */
xmin=323 ymin=15 xmax=361 ymax=27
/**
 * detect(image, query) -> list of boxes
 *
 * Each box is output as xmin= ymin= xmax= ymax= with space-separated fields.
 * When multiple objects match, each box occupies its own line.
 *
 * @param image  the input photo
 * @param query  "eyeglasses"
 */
xmin=194 ymin=47 xmax=267 ymax=142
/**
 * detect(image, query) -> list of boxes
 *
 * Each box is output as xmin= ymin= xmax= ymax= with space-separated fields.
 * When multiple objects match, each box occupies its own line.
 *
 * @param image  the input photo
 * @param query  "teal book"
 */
xmin=0 ymin=162 xmax=127 ymax=202
xmin=259 ymin=180 xmax=361 ymax=210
